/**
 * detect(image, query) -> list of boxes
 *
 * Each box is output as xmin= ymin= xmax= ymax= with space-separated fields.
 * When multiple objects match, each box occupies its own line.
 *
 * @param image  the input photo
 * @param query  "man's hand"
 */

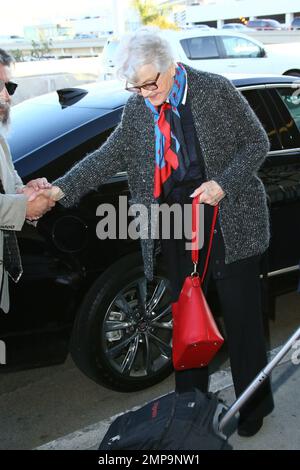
xmin=17 ymin=186 xmax=42 ymax=201
xmin=190 ymin=180 xmax=225 ymax=206
xmin=25 ymin=191 xmax=56 ymax=221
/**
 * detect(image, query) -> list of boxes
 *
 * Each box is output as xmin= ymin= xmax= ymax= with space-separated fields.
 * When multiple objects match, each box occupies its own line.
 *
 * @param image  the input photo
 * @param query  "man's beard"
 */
xmin=0 ymin=100 xmax=11 ymax=127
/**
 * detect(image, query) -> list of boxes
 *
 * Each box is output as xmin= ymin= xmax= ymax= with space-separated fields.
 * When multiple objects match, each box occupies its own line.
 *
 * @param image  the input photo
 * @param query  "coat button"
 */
xmin=214 ymin=229 xmax=217 ymax=234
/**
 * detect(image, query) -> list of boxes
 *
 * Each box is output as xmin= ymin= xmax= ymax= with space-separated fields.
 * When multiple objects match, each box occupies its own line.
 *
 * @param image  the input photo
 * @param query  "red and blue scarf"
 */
xmin=145 ymin=63 xmax=190 ymax=203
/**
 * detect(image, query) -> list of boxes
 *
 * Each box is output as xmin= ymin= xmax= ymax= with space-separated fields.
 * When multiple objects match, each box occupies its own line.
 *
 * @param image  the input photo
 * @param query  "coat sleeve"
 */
xmin=7 ymin=154 xmax=24 ymax=192
xmin=53 ymin=97 xmax=136 ymax=208
xmin=212 ymin=76 xmax=270 ymax=202
xmin=13 ymin=170 xmax=24 ymax=192
xmin=1 ymin=136 xmax=25 ymax=192
xmin=0 ymin=193 xmax=27 ymax=231
xmin=0 ymin=143 xmax=27 ymax=231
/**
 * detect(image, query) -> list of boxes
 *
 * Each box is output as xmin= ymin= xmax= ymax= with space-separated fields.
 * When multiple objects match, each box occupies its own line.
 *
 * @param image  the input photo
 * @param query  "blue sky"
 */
xmin=1 ymin=0 xmax=114 ymax=35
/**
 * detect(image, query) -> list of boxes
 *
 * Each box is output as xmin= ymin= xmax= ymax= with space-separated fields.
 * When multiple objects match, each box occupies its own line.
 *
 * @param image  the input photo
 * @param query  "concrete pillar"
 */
xmin=217 ymin=19 xmax=224 ymax=28
xmin=285 ymin=12 xmax=294 ymax=28
xmin=112 ymin=0 xmax=126 ymax=36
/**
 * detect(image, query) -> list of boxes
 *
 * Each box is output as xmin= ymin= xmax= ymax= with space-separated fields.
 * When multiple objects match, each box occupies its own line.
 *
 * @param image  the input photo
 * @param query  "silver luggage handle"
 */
xmin=218 ymin=326 xmax=300 ymax=432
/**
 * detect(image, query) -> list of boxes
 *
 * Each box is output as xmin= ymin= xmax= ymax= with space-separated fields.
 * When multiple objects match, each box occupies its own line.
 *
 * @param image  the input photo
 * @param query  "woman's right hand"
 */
xmin=17 ymin=186 xmax=64 ymax=221
xmin=17 ymin=185 xmax=64 ymax=202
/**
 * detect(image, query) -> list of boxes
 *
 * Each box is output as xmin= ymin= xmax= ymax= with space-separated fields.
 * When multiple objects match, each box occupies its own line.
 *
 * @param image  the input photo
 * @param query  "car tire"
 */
xmin=69 ymin=252 xmax=174 ymax=392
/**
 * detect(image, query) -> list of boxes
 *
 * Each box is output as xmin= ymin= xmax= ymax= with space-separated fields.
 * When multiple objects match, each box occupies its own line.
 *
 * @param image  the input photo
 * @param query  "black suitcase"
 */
xmin=99 ymin=326 xmax=300 ymax=450
xmin=99 ymin=389 xmax=230 ymax=450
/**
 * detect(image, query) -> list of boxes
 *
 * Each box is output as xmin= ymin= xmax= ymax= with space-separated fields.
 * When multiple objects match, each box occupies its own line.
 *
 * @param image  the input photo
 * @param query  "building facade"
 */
xmin=158 ymin=0 xmax=300 ymax=27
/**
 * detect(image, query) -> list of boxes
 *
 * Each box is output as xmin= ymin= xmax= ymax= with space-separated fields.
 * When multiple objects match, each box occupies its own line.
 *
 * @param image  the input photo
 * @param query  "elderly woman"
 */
xmin=54 ymin=29 xmax=274 ymax=437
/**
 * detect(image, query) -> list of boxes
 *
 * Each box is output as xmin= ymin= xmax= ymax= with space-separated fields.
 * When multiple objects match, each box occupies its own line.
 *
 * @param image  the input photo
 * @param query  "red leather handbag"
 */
xmin=172 ymin=196 xmax=224 ymax=370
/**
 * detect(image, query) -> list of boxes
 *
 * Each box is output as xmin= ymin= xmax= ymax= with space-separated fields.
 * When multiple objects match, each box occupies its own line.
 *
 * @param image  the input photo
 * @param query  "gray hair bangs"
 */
xmin=116 ymin=28 xmax=175 ymax=83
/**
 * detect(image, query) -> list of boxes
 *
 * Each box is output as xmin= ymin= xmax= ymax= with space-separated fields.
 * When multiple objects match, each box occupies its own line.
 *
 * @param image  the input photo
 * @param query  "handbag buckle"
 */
xmin=191 ymin=262 xmax=199 ymax=277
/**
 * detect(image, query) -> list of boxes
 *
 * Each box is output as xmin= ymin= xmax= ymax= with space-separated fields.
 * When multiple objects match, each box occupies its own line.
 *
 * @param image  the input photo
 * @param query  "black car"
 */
xmin=1 ymin=75 xmax=300 ymax=391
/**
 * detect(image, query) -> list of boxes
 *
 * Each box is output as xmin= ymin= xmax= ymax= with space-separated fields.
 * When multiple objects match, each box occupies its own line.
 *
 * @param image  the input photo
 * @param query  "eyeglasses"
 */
xmin=125 ymin=73 xmax=160 ymax=94
xmin=0 ymin=80 xmax=18 ymax=96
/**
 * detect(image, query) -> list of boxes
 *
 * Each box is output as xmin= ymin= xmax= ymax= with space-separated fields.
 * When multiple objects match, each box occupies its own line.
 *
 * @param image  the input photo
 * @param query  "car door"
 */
xmin=240 ymin=83 xmax=300 ymax=274
xmin=218 ymin=35 xmax=273 ymax=74
xmin=265 ymin=84 xmax=300 ymax=270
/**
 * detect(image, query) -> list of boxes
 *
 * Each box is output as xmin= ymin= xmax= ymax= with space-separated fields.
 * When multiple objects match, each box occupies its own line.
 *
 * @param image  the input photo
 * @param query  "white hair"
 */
xmin=116 ymin=28 xmax=175 ymax=83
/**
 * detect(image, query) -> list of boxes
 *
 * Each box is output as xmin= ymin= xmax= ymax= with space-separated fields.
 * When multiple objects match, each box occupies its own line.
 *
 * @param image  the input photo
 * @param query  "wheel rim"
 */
xmin=101 ymin=275 xmax=173 ymax=379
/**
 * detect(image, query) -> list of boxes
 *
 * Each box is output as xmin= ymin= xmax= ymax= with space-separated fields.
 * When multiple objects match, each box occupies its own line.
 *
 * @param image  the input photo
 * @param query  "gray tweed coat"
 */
xmin=54 ymin=64 xmax=270 ymax=281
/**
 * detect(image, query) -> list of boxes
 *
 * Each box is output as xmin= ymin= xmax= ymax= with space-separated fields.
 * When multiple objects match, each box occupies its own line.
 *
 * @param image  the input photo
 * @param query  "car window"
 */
xmin=248 ymin=20 xmax=261 ymax=27
xmin=180 ymin=36 xmax=219 ymax=60
xmin=241 ymin=89 xmax=281 ymax=151
xmin=275 ymin=87 xmax=300 ymax=138
xmin=268 ymin=87 xmax=300 ymax=150
xmin=268 ymin=20 xmax=280 ymax=27
xmin=221 ymin=36 xmax=262 ymax=58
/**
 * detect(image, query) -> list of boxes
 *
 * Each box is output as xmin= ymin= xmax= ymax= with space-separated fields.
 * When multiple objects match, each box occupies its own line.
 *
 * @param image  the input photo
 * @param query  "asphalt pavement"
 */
xmin=36 ymin=347 xmax=300 ymax=451
xmin=0 ymin=291 xmax=299 ymax=450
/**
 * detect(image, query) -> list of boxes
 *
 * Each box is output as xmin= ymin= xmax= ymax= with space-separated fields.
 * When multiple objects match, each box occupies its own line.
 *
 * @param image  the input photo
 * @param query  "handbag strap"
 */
xmin=191 ymin=195 xmax=219 ymax=283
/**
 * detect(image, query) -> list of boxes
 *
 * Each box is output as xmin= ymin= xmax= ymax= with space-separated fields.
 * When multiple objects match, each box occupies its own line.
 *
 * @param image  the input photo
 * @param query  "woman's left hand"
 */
xmin=190 ymin=180 xmax=225 ymax=206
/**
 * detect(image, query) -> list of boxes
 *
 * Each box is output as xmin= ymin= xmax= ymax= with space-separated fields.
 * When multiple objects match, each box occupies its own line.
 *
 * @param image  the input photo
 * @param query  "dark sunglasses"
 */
xmin=125 ymin=72 xmax=160 ymax=94
xmin=0 ymin=80 xmax=18 ymax=96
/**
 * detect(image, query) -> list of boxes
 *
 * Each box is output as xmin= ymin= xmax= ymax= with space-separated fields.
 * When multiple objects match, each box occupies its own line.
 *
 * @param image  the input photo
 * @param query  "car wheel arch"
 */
xmin=283 ymin=69 xmax=300 ymax=77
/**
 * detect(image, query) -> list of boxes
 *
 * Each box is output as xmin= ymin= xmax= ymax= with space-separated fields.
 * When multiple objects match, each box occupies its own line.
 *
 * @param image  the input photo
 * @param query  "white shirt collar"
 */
xmin=182 ymin=74 xmax=188 ymax=105
xmin=166 ymin=64 xmax=188 ymax=105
